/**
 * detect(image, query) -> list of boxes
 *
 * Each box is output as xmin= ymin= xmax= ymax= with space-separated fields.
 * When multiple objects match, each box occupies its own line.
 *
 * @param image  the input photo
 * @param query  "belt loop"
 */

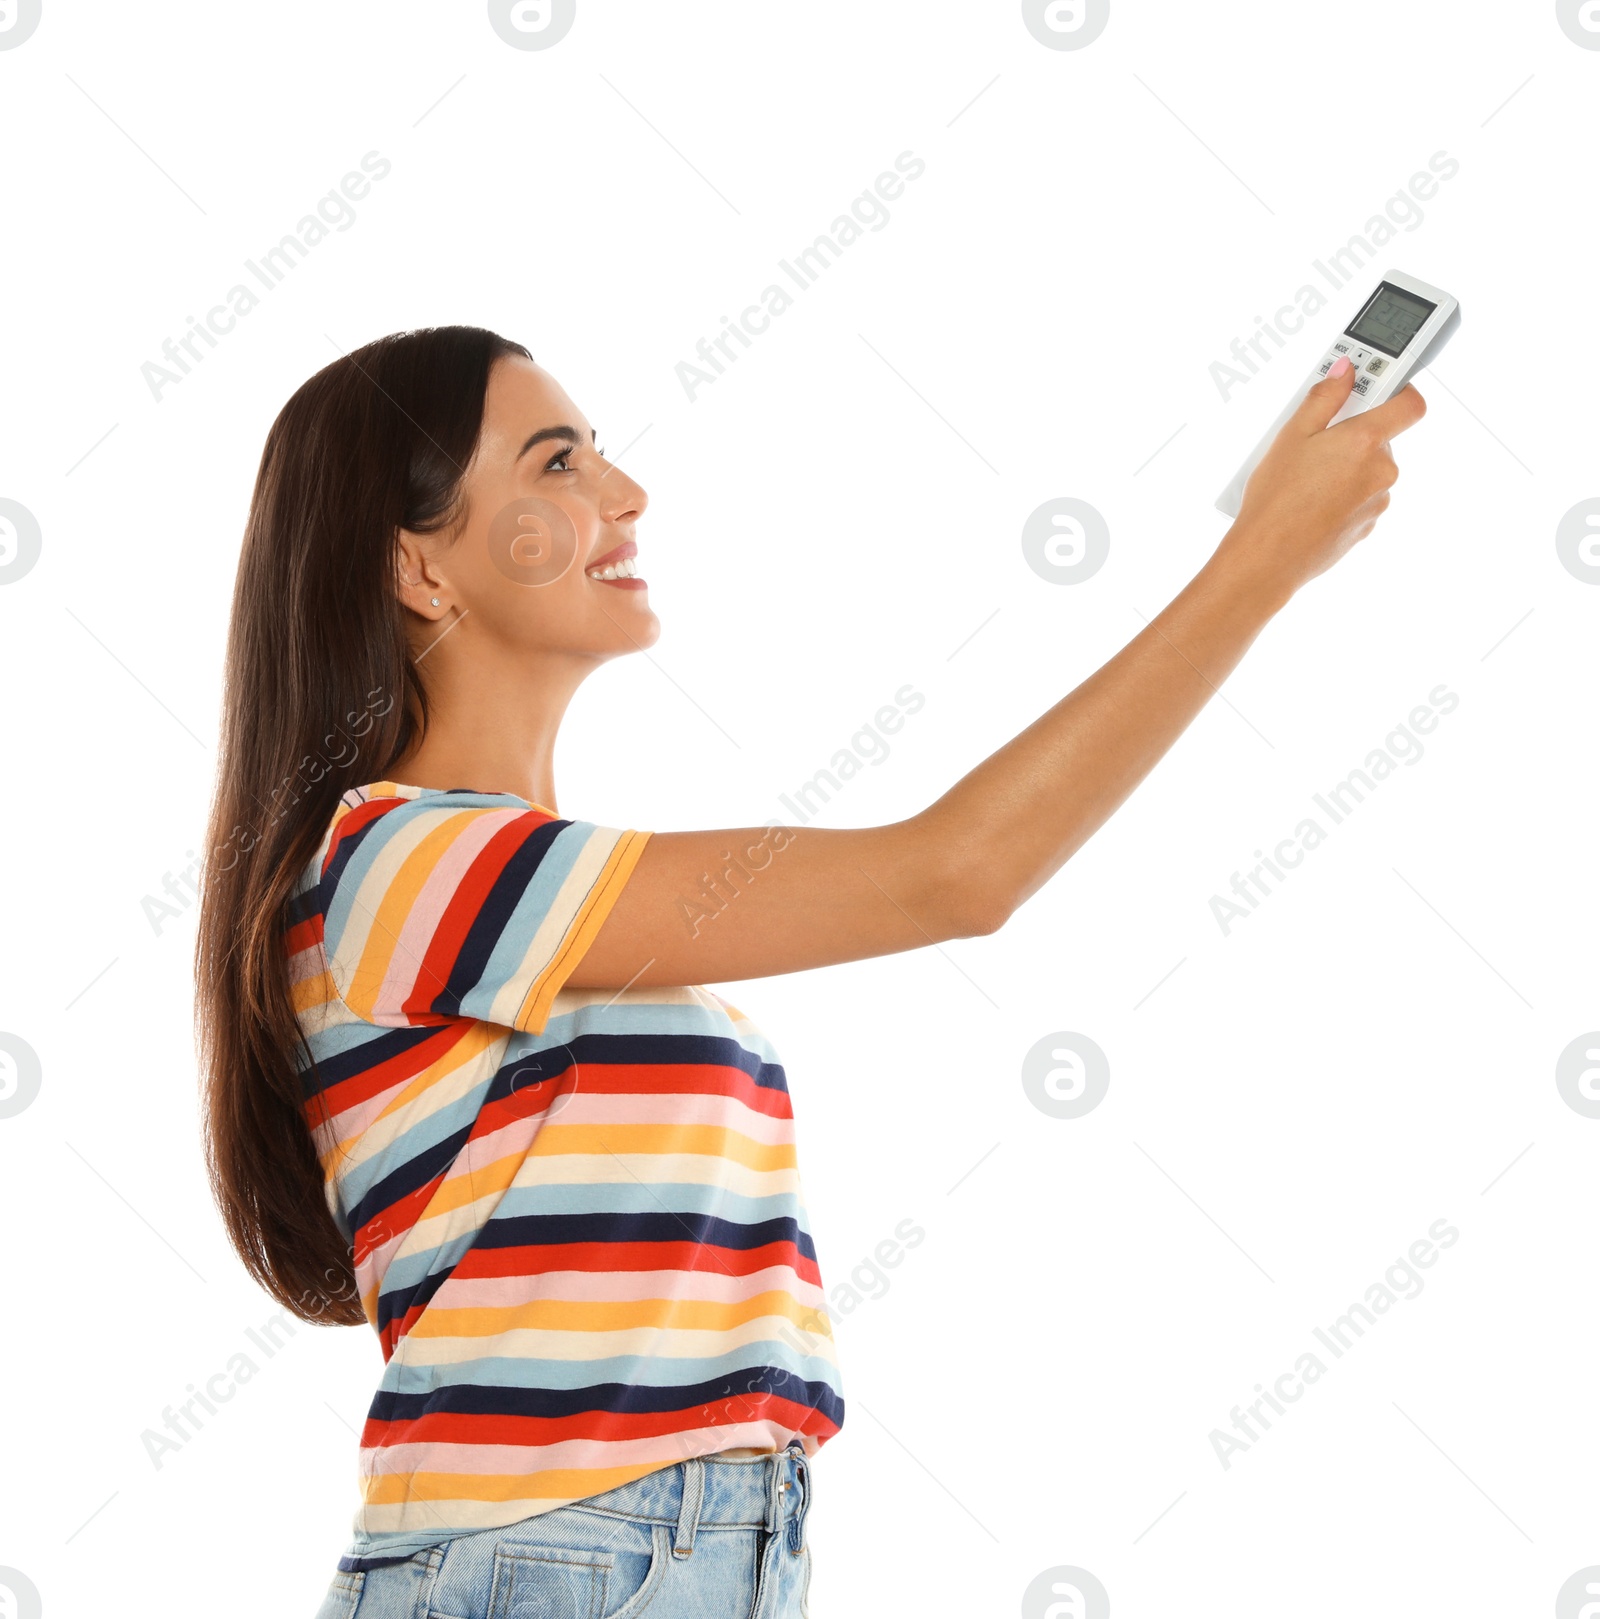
xmin=786 ymin=1445 xmax=810 ymax=1556
xmin=763 ymin=1451 xmax=784 ymax=1536
xmin=672 ymin=1458 xmax=705 ymax=1559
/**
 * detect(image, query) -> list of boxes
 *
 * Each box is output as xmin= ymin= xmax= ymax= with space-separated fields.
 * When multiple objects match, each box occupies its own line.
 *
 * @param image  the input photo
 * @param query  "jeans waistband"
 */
xmin=570 ymin=1443 xmax=812 ymax=1558
xmin=338 ymin=1443 xmax=815 ymax=1575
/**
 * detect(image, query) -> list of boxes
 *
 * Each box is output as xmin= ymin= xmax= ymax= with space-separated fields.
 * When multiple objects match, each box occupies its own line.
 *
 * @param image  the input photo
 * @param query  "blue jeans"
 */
xmin=313 ymin=1445 xmax=813 ymax=1618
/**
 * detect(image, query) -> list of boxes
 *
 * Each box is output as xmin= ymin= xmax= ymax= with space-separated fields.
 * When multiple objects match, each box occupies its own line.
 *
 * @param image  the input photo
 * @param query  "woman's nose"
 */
xmin=602 ymin=467 xmax=648 ymax=523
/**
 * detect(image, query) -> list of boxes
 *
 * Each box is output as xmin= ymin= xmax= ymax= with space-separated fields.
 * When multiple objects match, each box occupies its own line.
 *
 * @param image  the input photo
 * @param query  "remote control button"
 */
xmin=1351 ymin=349 xmax=1371 ymax=367
xmin=1317 ymin=359 xmax=1333 ymax=376
xmin=1366 ymin=357 xmax=1388 ymax=375
xmin=1352 ymin=375 xmax=1372 ymax=396
xmin=1333 ymin=341 xmax=1351 ymax=354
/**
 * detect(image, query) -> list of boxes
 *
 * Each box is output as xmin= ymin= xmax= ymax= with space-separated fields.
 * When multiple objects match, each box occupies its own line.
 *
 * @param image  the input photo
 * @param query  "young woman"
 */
xmin=196 ymin=326 xmax=1423 ymax=1618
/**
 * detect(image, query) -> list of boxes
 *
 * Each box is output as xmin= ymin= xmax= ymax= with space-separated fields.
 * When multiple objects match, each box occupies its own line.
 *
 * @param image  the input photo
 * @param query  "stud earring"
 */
xmin=430 ymin=597 xmax=440 ymax=607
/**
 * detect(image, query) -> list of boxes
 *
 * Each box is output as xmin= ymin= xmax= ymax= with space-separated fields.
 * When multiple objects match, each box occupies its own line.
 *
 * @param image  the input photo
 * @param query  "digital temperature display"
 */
xmin=1345 ymin=282 xmax=1437 ymax=358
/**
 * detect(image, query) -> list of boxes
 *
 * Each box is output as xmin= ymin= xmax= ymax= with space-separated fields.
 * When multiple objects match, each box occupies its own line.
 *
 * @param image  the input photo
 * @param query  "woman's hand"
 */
xmin=1221 ymin=356 xmax=1428 ymax=600
xmin=568 ymin=362 xmax=1432 ymax=991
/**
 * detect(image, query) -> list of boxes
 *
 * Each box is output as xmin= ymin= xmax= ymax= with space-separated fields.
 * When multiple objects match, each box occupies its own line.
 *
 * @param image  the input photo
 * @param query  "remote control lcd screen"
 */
xmin=1345 ymin=283 xmax=1437 ymax=358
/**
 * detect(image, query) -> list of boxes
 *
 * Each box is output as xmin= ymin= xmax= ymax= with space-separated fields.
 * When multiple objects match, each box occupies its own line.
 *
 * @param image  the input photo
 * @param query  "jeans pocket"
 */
xmin=312 ymin=1570 xmax=363 ymax=1619
xmin=487 ymin=1526 xmax=668 ymax=1619
xmin=604 ymin=1524 xmax=669 ymax=1619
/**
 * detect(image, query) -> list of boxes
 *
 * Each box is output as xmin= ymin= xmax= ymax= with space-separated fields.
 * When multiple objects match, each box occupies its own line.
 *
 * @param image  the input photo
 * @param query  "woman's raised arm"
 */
xmin=569 ymin=360 xmax=1426 ymax=989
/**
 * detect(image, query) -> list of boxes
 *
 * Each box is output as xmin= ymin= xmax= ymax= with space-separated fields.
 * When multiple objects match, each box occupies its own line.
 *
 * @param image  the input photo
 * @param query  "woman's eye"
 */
xmin=546 ymin=448 xmax=576 ymax=473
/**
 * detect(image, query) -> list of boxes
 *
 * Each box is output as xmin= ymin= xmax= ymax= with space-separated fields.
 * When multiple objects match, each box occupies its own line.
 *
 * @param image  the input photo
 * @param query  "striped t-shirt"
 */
xmin=286 ymin=782 xmax=844 ymax=1562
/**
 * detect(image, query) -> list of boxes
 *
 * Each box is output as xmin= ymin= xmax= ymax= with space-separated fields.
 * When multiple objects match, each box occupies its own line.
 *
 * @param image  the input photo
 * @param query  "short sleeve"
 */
xmin=318 ymin=786 xmax=651 ymax=1035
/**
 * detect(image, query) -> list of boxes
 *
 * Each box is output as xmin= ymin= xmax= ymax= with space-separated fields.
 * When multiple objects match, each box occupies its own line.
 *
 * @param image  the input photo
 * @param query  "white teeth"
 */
xmin=587 ymin=555 xmax=638 ymax=580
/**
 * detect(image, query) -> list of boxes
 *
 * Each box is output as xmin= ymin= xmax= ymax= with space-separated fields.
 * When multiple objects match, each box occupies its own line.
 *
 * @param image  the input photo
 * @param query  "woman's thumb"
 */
xmin=1293 ymin=355 xmax=1356 ymax=432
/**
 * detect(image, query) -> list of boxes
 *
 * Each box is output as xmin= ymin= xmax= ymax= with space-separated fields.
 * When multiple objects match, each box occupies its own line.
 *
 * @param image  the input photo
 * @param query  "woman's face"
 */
xmin=399 ymin=355 xmax=657 ymax=661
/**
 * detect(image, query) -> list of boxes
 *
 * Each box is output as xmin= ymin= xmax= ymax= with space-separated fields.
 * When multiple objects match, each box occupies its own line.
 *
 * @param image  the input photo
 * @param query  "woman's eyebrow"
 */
xmin=515 ymin=425 xmax=597 ymax=461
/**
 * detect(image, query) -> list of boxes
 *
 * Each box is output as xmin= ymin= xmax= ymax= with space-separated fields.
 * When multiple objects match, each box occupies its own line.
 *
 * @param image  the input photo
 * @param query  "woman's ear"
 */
xmin=394 ymin=529 xmax=451 ymax=620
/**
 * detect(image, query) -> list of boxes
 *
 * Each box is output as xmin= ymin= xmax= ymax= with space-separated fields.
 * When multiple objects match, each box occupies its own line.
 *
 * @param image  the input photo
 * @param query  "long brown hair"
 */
xmin=196 ymin=326 xmax=530 ymax=1324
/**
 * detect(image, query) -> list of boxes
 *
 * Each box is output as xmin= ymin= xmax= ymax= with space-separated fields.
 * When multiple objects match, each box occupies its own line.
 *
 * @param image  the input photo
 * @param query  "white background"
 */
xmin=1 ymin=2 xmax=1597 ymax=1615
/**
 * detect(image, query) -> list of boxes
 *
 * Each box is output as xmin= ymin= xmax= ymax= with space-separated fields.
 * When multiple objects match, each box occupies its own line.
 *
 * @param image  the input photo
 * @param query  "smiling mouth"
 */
xmin=585 ymin=541 xmax=646 ymax=589
xmin=585 ymin=554 xmax=640 ymax=582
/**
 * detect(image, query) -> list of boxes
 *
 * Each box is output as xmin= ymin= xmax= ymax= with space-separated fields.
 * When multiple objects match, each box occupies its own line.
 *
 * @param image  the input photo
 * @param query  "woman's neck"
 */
xmin=388 ymin=644 xmax=591 ymax=812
